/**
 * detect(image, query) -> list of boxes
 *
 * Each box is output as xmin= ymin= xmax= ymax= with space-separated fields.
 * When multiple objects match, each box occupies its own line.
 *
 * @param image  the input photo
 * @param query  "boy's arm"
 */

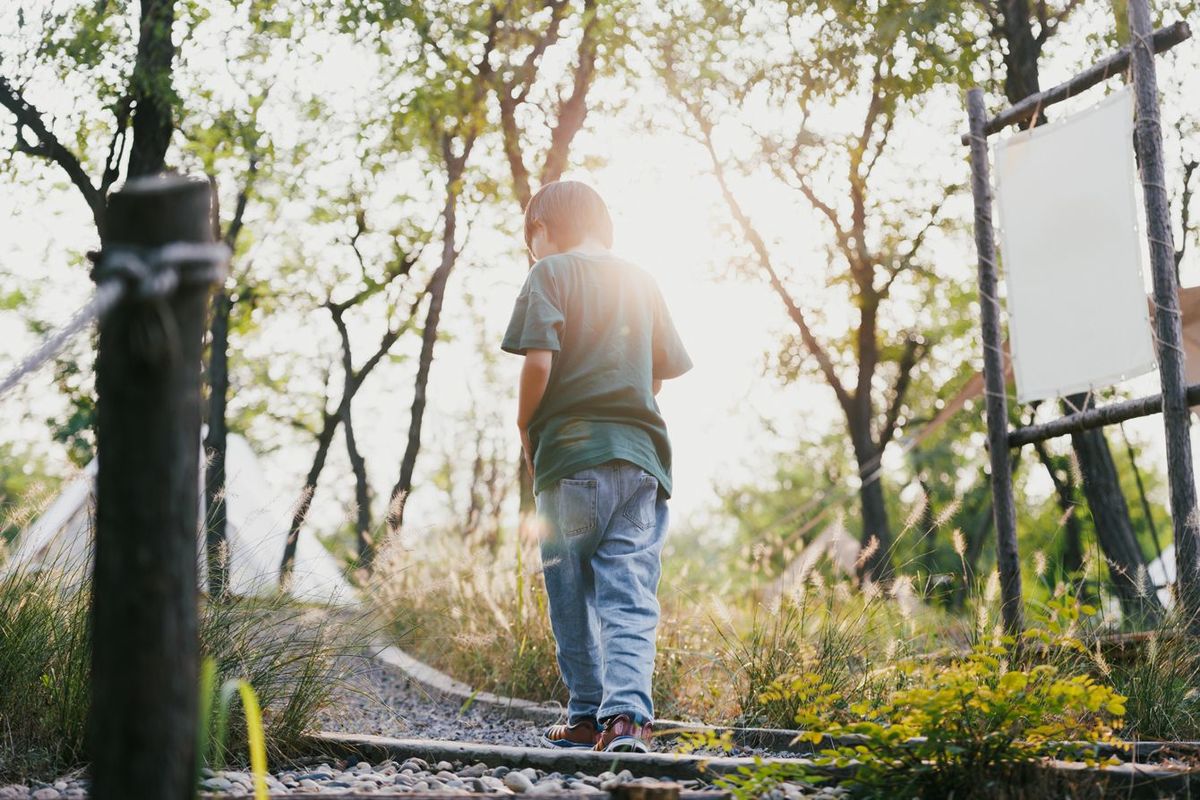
xmin=517 ymin=349 xmax=554 ymax=477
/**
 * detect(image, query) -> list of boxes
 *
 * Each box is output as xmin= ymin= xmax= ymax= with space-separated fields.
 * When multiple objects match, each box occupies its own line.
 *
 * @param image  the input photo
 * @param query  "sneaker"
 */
xmin=595 ymin=714 xmax=653 ymax=753
xmin=540 ymin=718 xmax=600 ymax=749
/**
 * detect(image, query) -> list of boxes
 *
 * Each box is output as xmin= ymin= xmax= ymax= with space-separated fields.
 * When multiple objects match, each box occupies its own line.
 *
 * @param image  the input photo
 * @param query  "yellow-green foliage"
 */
xmin=758 ymin=635 xmax=1127 ymax=798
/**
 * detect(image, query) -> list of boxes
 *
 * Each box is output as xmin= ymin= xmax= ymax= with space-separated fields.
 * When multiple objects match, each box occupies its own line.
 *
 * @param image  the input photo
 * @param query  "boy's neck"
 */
xmin=563 ymin=237 xmax=611 ymax=257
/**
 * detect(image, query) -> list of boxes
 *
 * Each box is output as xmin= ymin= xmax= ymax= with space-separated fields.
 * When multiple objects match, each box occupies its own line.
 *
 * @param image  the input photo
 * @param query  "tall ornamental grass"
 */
xmin=0 ymin=556 xmax=353 ymax=782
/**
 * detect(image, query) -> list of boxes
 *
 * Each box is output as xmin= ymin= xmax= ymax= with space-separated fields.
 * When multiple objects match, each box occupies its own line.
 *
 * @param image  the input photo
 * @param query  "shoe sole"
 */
xmin=602 ymin=736 xmax=649 ymax=753
xmin=539 ymin=734 xmax=596 ymax=749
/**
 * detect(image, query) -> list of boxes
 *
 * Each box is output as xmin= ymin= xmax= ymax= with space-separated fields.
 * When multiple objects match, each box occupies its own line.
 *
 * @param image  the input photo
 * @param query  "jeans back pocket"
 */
xmin=558 ymin=478 xmax=598 ymax=537
xmin=622 ymin=475 xmax=658 ymax=530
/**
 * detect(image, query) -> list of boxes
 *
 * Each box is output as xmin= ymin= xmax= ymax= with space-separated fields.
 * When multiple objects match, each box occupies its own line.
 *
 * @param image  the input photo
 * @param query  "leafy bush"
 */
xmin=753 ymin=636 xmax=1126 ymax=798
xmin=0 ymin=560 xmax=349 ymax=782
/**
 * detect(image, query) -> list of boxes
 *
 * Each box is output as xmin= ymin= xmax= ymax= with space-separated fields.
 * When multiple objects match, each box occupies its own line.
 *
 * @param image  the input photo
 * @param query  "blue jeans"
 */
xmin=535 ymin=459 xmax=668 ymax=725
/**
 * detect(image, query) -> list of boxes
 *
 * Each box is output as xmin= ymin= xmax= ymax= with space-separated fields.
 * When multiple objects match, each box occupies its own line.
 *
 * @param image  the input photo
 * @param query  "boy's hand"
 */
xmin=519 ymin=426 xmax=535 ymax=479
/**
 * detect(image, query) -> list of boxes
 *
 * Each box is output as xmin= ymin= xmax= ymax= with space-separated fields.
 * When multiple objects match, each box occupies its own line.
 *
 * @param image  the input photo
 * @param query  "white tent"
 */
xmin=5 ymin=433 xmax=356 ymax=606
xmin=1146 ymin=544 xmax=1177 ymax=610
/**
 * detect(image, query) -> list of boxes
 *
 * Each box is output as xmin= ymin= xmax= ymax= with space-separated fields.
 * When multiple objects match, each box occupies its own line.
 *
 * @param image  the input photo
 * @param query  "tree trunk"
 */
xmin=387 ymin=186 xmax=460 ymax=533
xmin=279 ymin=412 xmax=337 ymax=586
xmin=204 ymin=288 xmax=231 ymax=598
xmin=1031 ymin=439 xmax=1084 ymax=579
xmin=999 ymin=0 xmax=1042 ymax=108
xmin=344 ymin=400 xmax=374 ymax=567
xmin=127 ymin=0 xmax=176 ymax=177
xmin=849 ymin=417 xmax=893 ymax=583
xmin=1066 ymin=394 xmax=1162 ymax=623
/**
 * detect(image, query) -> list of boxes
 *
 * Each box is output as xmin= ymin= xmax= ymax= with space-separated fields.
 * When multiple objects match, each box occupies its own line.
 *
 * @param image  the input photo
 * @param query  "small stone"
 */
xmin=436 ymin=761 xmax=454 ymax=772
xmin=460 ymin=763 xmax=488 ymax=778
xmin=32 ymin=790 xmax=60 ymax=800
xmin=404 ymin=759 xmax=429 ymax=772
xmin=530 ymin=780 xmax=564 ymax=794
xmin=480 ymin=776 xmax=507 ymax=791
xmin=503 ymin=772 xmax=534 ymax=793
xmin=437 ymin=771 xmax=458 ymax=781
xmin=200 ymin=768 xmax=215 ymax=779
xmin=352 ymin=780 xmax=378 ymax=792
xmin=295 ymin=772 xmax=331 ymax=782
xmin=413 ymin=781 xmax=430 ymax=792
xmin=597 ymin=772 xmax=616 ymax=782
xmin=201 ymin=777 xmax=233 ymax=792
xmin=325 ymin=781 xmax=354 ymax=789
xmin=519 ymin=768 xmax=539 ymax=781
xmin=491 ymin=766 xmax=511 ymax=778
xmin=617 ymin=770 xmax=635 ymax=783
xmin=299 ymin=779 xmax=320 ymax=791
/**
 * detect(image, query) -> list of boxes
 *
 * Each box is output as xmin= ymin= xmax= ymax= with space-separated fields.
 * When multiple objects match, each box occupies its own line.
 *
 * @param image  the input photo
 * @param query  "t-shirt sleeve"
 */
xmin=652 ymin=284 xmax=693 ymax=380
xmin=501 ymin=264 xmax=564 ymax=355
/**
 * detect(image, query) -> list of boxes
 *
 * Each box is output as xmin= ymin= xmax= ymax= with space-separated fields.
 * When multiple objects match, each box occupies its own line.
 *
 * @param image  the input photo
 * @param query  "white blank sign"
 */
xmin=994 ymin=87 xmax=1155 ymax=403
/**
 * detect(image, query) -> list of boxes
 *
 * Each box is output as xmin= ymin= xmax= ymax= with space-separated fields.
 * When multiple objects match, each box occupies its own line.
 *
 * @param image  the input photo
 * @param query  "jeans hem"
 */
xmin=597 ymin=704 xmax=652 ymax=723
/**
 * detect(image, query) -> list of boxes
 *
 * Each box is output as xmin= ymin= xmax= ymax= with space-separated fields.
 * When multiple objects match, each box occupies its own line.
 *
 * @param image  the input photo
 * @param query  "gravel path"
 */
xmin=317 ymin=656 xmax=549 ymax=747
xmin=0 ymin=655 xmax=847 ymax=798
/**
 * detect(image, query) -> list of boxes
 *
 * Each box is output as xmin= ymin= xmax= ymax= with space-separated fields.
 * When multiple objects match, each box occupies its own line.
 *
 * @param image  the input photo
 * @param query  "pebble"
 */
xmin=0 ymin=758 xmax=850 ymax=798
xmin=503 ymin=771 xmax=534 ymax=793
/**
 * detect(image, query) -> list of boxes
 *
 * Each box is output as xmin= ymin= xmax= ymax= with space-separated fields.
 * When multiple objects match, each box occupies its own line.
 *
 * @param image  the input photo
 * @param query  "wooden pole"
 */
xmin=966 ymin=88 xmax=1024 ymax=636
xmin=959 ymin=20 xmax=1191 ymax=144
xmin=1128 ymin=0 xmax=1200 ymax=627
xmin=89 ymin=175 xmax=216 ymax=800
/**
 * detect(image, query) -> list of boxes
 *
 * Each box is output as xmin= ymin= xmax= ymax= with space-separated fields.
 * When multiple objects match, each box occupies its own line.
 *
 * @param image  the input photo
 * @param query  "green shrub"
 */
xmin=808 ymin=642 xmax=1125 ymax=798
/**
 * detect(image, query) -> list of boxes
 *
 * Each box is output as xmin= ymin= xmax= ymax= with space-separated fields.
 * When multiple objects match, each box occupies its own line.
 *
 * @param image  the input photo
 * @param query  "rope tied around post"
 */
xmin=0 ymin=241 xmax=230 ymax=400
xmin=90 ymin=241 xmax=231 ymax=300
xmin=91 ymin=241 xmax=230 ymax=364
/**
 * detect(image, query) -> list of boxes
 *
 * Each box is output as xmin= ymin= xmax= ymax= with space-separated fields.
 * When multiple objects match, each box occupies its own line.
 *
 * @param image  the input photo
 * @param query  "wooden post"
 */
xmin=1128 ymin=0 xmax=1200 ymax=626
xmin=966 ymin=88 xmax=1024 ymax=636
xmin=89 ymin=175 xmax=216 ymax=800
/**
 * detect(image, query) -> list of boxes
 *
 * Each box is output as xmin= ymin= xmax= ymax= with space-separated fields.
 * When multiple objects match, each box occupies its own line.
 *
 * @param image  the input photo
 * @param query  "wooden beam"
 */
xmin=959 ymin=20 xmax=1191 ymax=145
xmin=966 ymin=88 xmax=1024 ymax=636
xmin=1129 ymin=0 xmax=1200 ymax=630
xmin=1009 ymin=385 xmax=1200 ymax=447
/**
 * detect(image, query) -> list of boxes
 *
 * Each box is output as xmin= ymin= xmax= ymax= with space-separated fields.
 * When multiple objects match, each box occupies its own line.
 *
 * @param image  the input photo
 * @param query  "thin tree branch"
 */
xmin=878 ymin=335 xmax=923 ymax=449
xmin=697 ymin=122 xmax=854 ymax=415
xmin=539 ymin=0 xmax=600 ymax=185
xmin=0 ymin=74 xmax=104 ymax=232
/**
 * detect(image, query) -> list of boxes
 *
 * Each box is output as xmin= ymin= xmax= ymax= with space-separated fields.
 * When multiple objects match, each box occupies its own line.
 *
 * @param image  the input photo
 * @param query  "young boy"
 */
xmin=501 ymin=180 xmax=692 ymax=753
